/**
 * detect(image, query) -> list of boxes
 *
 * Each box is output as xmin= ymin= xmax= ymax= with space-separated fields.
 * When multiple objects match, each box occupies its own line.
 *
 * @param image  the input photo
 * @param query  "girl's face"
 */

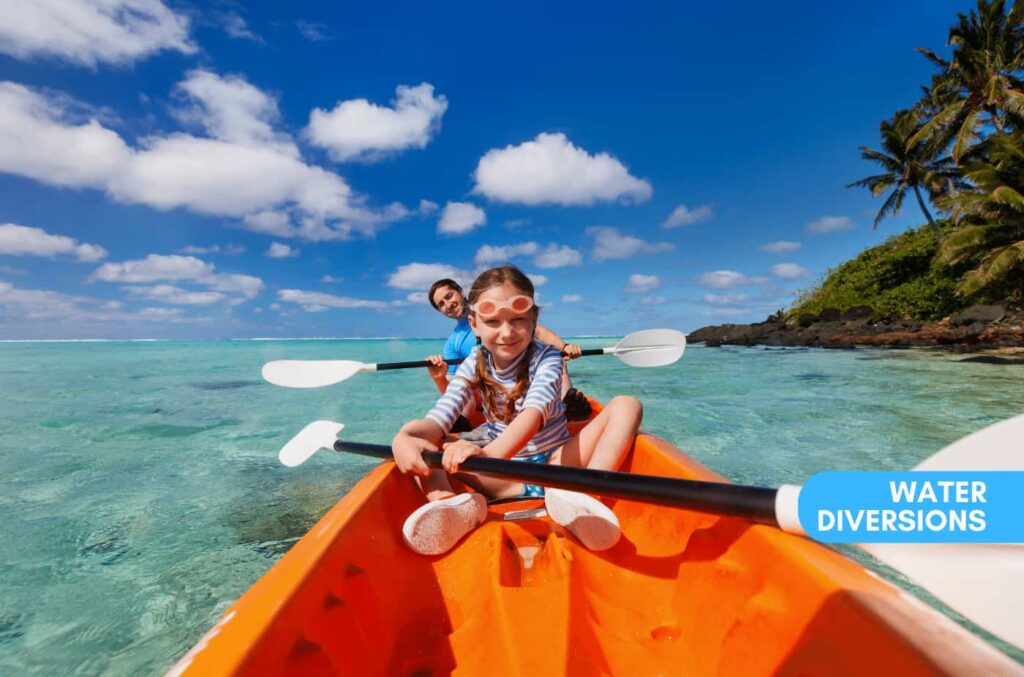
xmin=469 ymin=281 xmax=536 ymax=368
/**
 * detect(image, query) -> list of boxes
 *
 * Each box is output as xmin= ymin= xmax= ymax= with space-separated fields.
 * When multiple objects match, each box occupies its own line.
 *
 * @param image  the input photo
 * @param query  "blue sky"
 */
xmin=0 ymin=0 xmax=975 ymax=339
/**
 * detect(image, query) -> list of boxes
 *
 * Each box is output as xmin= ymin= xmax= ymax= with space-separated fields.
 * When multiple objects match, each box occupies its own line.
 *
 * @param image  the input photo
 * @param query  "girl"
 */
xmin=392 ymin=266 xmax=643 ymax=556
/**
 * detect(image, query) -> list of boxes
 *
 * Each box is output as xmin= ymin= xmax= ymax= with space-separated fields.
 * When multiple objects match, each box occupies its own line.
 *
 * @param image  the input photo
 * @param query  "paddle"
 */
xmin=261 ymin=328 xmax=686 ymax=388
xmin=277 ymin=415 xmax=1024 ymax=650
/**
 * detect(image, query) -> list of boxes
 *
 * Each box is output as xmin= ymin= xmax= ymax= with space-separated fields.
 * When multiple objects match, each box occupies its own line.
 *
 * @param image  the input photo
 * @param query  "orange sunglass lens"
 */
xmin=476 ymin=300 xmax=497 ymax=315
xmin=510 ymin=296 xmax=533 ymax=312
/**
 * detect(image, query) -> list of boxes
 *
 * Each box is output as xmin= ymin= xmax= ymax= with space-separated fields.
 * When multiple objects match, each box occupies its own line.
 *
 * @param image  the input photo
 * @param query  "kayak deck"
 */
xmin=171 ymin=434 xmax=1020 ymax=675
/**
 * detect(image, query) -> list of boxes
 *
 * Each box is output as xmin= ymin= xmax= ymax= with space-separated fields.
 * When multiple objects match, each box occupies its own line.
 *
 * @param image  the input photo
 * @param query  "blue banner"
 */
xmin=798 ymin=472 xmax=1024 ymax=543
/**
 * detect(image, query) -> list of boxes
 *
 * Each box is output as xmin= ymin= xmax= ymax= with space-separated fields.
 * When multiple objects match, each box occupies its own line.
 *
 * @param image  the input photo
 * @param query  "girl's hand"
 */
xmin=426 ymin=354 xmax=448 ymax=379
xmin=391 ymin=431 xmax=435 ymax=477
xmin=441 ymin=439 xmax=484 ymax=474
xmin=562 ymin=343 xmax=582 ymax=359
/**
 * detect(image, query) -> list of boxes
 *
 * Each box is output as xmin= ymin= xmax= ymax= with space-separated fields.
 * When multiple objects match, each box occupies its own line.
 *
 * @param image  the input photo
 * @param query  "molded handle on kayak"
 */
xmin=334 ymin=440 xmax=780 ymax=526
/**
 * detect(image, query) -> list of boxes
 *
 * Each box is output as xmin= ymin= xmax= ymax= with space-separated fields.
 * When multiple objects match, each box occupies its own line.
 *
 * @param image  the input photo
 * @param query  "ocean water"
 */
xmin=1 ymin=339 xmax=1022 ymax=673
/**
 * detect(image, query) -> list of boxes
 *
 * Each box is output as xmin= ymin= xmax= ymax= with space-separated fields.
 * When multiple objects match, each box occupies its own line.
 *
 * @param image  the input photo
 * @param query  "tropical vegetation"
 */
xmin=840 ymin=0 xmax=1024 ymax=307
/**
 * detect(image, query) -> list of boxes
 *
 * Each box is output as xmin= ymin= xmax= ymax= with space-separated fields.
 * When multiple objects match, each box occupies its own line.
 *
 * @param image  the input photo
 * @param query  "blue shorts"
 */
xmin=515 ymin=449 xmax=555 ymax=498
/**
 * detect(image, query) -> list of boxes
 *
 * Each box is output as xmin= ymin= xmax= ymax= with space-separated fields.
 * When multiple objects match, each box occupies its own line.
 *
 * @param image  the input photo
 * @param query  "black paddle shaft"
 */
xmin=334 ymin=440 xmax=780 ymax=526
xmin=375 ymin=358 xmax=464 ymax=371
xmin=374 ymin=349 xmax=593 ymax=371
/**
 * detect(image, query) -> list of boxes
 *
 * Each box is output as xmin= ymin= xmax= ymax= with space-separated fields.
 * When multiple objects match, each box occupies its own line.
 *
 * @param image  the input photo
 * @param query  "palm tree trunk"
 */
xmin=913 ymin=185 xmax=940 ymax=240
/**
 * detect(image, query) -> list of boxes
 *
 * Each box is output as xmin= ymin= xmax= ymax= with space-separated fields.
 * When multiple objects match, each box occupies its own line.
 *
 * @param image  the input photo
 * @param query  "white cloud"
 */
xmin=0 ymin=223 xmax=107 ymax=261
xmin=278 ymin=289 xmax=389 ymax=312
xmin=295 ymin=20 xmax=334 ymax=42
xmin=473 ymin=132 xmax=652 ymax=206
xmin=125 ymin=284 xmax=226 ymax=305
xmin=305 ymin=83 xmax=447 ymax=162
xmin=771 ymin=263 xmax=810 ymax=279
xmin=179 ymin=243 xmax=246 ymax=256
xmin=0 ymin=82 xmax=133 ymax=188
xmin=217 ymin=11 xmax=260 ymax=42
xmin=0 ymin=78 xmax=401 ymax=242
xmin=561 ymin=294 xmax=583 ymax=303
xmin=174 ymin=70 xmax=290 ymax=150
xmin=0 ymin=280 xmax=204 ymax=325
xmin=696 ymin=270 xmax=754 ymax=289
xmin=0 ymin=0 xmax=195 ymax=67
xmin=625 ymin=274 xmax=661 ymax=293
xmin=473 ymin=242 xmax=538 ymax=268
xmin=806 ymin=216 xmax=855 ymax=234
xmin=760 ymin=240 xmax=802 ymax=254
xmin=438 ymin=201 xmax=486 ymax=235
xmin=179 ymin=245 xmax=218 ymax=255
xmin=640 ymin=296 xmax=667 ymax=305
xmin=472 ymin=241 xmax=581 ymax=270
xmin=528 ymin=273 xmax=548 ymax=287
xmin=662 ymin=204 xmax=712 ymax=229
xmin=322 ymin=274 xmax=343 ymax=283
xmin=704 ymin=293 xmax=748 ymax=304
xmin=406 ymin=291 xmax=427 ymax=304
xmin=93 ymin=254 xmax=213 ymax=283
xmin=266 ymin=242 xmax=299 ymax=258
xmin=418 ymin=199 xmax=438 ymax=215
xmin=534 ymin=244 xmax=582 ymax=268
xmin=387 ymin=262 xmax=471 ymax=290
xmin=588 ymin=226 xmax=673 ymax=262
xmin=92 ymin=253 xmax=263 ymax=302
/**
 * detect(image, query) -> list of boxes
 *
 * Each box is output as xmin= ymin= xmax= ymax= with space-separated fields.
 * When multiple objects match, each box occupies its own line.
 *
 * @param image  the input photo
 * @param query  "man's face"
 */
xmin=431 ymin=285 xmax=465 ymax=320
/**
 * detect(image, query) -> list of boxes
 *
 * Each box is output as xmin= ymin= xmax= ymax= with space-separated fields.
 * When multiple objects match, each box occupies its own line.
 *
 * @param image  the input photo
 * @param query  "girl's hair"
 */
xmin=468 ymin=266 xmax=539 ymax=422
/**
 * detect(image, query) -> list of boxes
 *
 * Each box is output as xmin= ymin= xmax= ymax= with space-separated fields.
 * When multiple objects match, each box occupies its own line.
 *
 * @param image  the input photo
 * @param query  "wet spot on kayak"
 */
xmin=650 ymin=624 xmax=681 ymax=642
xmin=0 ymin=612 xmax=25 ymax=644
xmin=192 ymin=380 xmax=262 ymax=391
xmin=79 ymin=525 xmax=131 ymax=566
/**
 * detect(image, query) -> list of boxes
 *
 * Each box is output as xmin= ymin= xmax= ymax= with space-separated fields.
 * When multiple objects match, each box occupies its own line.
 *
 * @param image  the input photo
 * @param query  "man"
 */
xmin=425 ymin=278 xmax=592 ymax=421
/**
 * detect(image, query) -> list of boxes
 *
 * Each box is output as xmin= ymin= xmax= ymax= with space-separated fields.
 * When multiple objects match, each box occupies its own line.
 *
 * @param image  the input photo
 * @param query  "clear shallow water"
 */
xmin=1 ymin=339 xmax=1022 ymax=673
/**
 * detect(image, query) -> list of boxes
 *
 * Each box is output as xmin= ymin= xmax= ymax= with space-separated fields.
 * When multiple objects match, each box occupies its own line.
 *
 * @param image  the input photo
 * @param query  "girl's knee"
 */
xmin=608 ymin=395 xmax=642 ymax=419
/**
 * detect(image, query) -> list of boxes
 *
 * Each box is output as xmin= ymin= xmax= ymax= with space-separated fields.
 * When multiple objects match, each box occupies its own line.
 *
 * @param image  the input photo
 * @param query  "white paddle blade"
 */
xmin=860 ymin=542 xmax=1024 ymax=650
xmin=862 ymin=414 xmax=1024 ymax=649
xmin=262 ymin=360 xmax=367 ymax=388
xmin=610 ymin=329 xmax=686 ymax=368
xmin=279 ymin=420 xmax=344 ymax=467
xmin=915 ymin=413 xmax=1024 ymax=471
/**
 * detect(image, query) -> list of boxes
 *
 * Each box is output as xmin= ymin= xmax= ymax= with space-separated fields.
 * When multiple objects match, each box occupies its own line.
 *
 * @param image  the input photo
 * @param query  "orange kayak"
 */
xmin=171 ymin=427 xmax=1019 ymax=675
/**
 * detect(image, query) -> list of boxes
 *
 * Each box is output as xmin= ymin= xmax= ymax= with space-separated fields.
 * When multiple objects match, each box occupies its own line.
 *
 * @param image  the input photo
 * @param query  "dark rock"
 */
xmin=959 ymin=355 xmax=1018 ymax=364
xmin=841 ymin=305 xmax=875 ymax=321
xmin=952 ymin=304 xmax=1006 ymax=326
xmin=798 ymin=313 xmax=818 ymax=328
xmin=818 ymin=307 xmax=841 ymax=322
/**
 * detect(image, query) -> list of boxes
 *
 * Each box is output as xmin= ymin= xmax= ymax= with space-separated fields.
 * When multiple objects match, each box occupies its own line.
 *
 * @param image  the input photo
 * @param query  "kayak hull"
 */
xmin=171 ymin=431 xmax=1021 ymax=675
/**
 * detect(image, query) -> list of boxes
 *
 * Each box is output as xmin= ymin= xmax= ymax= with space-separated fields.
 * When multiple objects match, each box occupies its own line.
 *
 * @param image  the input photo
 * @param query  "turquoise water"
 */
xmin=1 ymin=339 xmax=1022 ymax=673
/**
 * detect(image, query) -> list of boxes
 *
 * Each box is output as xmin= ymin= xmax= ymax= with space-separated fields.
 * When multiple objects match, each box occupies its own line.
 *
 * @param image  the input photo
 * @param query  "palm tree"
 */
xmin=911 ymin=0 xmax=1024 ymax=161
xmin=937 ymin=131 xmax=1024 ymax=295
xmin=848 ymin=109 xmax=961 ymax=229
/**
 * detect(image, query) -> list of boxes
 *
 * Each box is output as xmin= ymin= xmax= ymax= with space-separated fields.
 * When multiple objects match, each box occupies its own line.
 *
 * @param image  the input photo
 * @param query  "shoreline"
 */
xmin=689 ymin=303 xmax=1024 ymax=360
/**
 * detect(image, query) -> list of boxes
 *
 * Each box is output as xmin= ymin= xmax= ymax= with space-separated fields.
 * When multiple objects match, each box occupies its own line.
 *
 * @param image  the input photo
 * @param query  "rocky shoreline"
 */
xmin=689 ymin=303 xmax=1024 ymax=358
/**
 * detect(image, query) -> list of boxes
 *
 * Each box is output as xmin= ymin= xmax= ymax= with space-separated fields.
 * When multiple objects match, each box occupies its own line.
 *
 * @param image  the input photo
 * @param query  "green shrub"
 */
xmin=790 ymin=225 xmax=968 ymax=320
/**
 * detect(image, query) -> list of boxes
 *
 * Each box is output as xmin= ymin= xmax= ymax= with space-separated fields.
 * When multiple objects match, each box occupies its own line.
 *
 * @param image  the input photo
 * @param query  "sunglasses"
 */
xmin=470 ymin=295 xmax=534 ymax=320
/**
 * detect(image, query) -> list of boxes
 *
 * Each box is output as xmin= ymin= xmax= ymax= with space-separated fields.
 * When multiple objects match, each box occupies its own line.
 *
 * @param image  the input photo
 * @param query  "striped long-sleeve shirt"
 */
xmin=426 ymin=339 xmax=569 ymax=457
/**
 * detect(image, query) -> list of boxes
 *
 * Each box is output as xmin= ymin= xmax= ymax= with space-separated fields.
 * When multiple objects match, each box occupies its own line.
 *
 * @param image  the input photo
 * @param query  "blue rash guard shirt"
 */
xmin=442 ymin=316 xmax=477 ymax=375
